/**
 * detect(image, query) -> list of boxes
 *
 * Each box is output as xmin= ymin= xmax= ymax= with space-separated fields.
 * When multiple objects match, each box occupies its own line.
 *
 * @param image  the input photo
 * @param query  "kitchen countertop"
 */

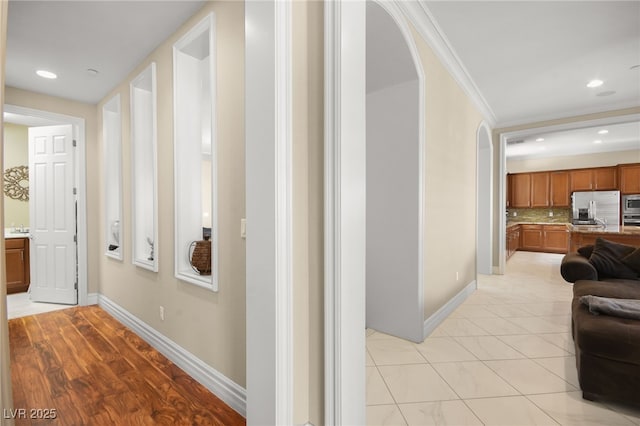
xmin=568 ymin=224 xmax=640 ymax=235
xmin=5 ymin=231 xmax=30 ymax=239
xmin=507 ymin=221 xmax=570 ymax=228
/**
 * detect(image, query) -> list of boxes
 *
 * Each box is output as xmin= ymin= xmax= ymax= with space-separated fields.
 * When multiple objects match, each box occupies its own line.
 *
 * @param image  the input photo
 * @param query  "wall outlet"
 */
xmin=241 ymin=218 xmax=246 ymax=239
xmin=512 ymin=211 xmax=517 ymax=217
xmin=456 ymin=271 xmax=459 ymax=281
xmin=549 ymin=211 xmax=554 ymax=217
xmin=159 ymin=306 xmax=165 ymax=321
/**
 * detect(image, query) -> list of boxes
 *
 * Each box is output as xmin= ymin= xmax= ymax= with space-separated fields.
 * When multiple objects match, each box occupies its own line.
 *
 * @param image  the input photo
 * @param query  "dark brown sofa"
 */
xmin=561 ymin=246 xmax=640 ymax=407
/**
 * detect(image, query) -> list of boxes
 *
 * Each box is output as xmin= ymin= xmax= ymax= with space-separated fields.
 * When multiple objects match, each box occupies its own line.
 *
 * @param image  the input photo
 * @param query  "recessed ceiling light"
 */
xmin=535 ymin=138 xmax=544 ymax=142
xmin=594 ymin=140 xmax=603 ymax=144
xmin=597 ymin=129 xmax=609 ymax=135
xmin=36 ymin=69 xmax=57 ymax=79
xmin=587 ymin=79 xmax=603 ymax=88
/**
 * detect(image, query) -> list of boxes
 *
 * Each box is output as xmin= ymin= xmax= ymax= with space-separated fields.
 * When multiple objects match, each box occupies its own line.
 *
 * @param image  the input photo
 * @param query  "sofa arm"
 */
xmin=561 ymin=253 xmax=598 ymax=283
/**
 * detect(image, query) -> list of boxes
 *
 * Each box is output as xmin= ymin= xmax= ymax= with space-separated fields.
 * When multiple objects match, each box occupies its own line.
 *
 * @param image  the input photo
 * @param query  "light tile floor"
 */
xmin=366 ymin=251 xmax=640 ymax=426
xmin=6 ymin=291 xmax=73 ymax=319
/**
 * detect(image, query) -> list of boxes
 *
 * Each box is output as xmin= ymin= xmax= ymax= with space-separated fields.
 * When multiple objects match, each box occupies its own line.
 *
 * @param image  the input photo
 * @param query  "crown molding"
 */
xmin=398 ymin=1 xmax=497 ymax=127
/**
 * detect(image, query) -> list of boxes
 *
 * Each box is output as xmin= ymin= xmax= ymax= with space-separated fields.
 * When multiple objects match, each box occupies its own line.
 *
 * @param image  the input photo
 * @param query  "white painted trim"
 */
xmin=423 ymin=280 xmax=477 ymax=337
xmin=324 ymin=1 xmax=366 ymax=424
xmin=476 ymin=120 xmax=493 ymax=275
xmin=275 ymin=2 xmax=293 ymax=424
xmin=397 ymin=1 xmax=497 ymax=127
xmin=97 ymin=294 xmax=245 ymax=417
xmin=245 ymin=1 xmax=294 ymax=423
xmin=86 ymin=293 xmax=98 ymax=305
xmin=3 ymin=104 xmax=88 ymax=306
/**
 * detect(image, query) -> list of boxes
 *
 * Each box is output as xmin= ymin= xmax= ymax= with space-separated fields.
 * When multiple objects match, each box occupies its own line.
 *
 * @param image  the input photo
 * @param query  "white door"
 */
xmin=28 ymin=124 xmax=77 ymax=305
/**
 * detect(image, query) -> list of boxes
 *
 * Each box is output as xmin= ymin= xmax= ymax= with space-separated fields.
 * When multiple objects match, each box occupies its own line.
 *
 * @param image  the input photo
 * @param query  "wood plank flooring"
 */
xmin=8 ymin=305 xmax=245 ymax=426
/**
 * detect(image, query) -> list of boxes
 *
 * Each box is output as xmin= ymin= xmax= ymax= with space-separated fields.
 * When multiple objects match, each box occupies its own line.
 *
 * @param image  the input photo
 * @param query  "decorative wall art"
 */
xmin=4 ymin=165 xmax=29 ymax=201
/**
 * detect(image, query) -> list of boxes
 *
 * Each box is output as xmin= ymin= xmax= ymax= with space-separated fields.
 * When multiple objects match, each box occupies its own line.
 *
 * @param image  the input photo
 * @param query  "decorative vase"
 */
xmin=189 ymin=238 xmax=211 ymax=275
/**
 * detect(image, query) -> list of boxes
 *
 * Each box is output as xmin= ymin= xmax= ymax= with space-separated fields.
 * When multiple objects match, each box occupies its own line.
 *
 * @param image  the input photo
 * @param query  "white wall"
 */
xmin=366 ymin=79 xmax=423 ymax=342
xmin=507 ymin=149 xmax=640 ymax=173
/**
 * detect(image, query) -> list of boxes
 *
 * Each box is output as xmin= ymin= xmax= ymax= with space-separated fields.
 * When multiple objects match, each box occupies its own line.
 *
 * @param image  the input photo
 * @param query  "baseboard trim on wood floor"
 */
xmin=97 ymin=294 xmax=246 ymax=417
xmin=423 ymin=280 xmax=477 ymax=339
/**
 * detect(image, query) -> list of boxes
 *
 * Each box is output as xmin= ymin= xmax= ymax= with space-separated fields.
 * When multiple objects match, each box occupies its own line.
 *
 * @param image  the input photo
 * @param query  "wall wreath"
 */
xmin=4 ymin=165 xmax=29 ymax=201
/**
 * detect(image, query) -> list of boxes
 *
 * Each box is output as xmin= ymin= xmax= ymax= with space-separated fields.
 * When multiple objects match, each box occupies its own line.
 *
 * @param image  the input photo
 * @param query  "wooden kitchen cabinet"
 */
xmin=518 ymin=224 xmax=568 ymax=253
xmin=520 ymin=224 xmax=543 ymax=250
xmin=542 ymin=224 xmax=569 ymax=254
xmin=5 ymin=238 xmax=30 ymax=294
xmin=570 ymin=167 xmax=617 ymax=191
xmin=593 ymin=167 xmax=617 ymax=190
xmin=550 ymin=171 xmax=570 ymax=207
xmin=506 ymin=225 xmax=521 ymax=260
xmin=619 ymin=164 xmax=640 ymax=194
xmin=530 ymin=172 xmax=550 ymax=207
xmin=511 ymin=173 xmax=531 ymax=207
xmin=506 ymin=174 xmax=512 ymax=207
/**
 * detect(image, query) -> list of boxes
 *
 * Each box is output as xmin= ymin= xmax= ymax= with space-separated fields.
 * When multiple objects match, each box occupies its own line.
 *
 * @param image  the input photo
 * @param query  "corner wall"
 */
xmin=409 ymin=24 xmax=483 ymax=320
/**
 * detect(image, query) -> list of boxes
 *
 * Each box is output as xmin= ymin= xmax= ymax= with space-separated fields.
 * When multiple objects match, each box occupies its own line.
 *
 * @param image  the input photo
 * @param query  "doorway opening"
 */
xmin=3 ymin=104 xmax=88 ymax=317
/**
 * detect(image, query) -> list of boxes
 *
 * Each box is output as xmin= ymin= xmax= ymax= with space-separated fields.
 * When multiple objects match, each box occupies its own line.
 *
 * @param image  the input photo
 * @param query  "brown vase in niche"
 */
xmin=189 ymin=237 xmax=211 ymax=275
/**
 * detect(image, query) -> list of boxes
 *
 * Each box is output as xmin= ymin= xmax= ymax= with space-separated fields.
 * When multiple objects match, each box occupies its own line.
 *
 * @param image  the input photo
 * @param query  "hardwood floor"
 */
xmin=8 ymin=305 xmax=245 ymax=425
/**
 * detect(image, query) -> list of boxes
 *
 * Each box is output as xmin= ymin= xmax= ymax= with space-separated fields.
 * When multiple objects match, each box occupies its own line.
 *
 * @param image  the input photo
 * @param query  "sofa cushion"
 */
xmin=588 ymin=238 xmax=638 ymax=280
xmin=574 ymin=279 xmax=640 ymax=299
xmin=622 ymin=247 xmax=640 ymax=274
xmin=578 ymin=244 xmax=594 ymax=258
xmin=573 ymin=298 xmax=640 ymax=365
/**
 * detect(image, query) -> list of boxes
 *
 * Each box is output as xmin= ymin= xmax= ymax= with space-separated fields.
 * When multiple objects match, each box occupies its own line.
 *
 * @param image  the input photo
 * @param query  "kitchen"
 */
xmin=505 ymin=120 xmax=640 ymax=260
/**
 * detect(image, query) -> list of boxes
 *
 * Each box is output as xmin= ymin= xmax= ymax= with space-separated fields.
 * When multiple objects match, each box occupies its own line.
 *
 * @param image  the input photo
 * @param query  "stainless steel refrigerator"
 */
xmin=572 ymin=190 xmax=620 ymax=226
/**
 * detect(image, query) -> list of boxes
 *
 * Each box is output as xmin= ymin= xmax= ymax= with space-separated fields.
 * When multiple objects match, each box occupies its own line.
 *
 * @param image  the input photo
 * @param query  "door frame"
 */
xmin=324 ymin=1 xmax=366 ymax=424
xmin=3 ymin=104 xmax=88 ymax=306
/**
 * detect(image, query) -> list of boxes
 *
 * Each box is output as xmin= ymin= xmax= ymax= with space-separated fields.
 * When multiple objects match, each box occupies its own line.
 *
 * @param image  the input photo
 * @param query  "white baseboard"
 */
xmin=97 ymin=294 xmax=246 ymax=417
xmin=423 ymin=280 xmax=477 ymax=338
xmin=86 ymin=292 xmax=99 ymax=305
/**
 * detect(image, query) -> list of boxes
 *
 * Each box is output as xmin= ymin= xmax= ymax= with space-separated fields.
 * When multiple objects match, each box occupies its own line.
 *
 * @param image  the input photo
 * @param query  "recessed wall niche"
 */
xmin=173 ymin=14 xmax=218 ymax=291
xmin=103 ymin=94 xmax=123 ymax=260
xmin=130 ymin=63 xmax=158 ymax=272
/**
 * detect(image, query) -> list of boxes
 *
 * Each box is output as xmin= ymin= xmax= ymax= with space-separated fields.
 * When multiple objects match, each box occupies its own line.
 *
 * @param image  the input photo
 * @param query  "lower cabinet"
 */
xmin=5 ymin=237 xmax=30 ymax=294
xmin=510 ymin=223 xmax=569 ymax=258
xmin=506 ymin=225 xmax=521 ymax=260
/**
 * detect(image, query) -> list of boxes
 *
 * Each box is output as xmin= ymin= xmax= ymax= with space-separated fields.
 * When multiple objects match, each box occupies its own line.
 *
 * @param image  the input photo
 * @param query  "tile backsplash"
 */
xmin=507 ymin=208 xmax=571 ymax=223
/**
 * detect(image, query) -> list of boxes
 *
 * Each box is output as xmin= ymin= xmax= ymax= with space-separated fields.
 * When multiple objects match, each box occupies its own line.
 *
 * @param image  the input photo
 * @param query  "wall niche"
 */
xmin=173 ymin=14 xmax=218 ymax=291
xmin=103 ymin=94 xmax=123 ymax=260
xmin=130 ymin=63 xmax=158 ymax=272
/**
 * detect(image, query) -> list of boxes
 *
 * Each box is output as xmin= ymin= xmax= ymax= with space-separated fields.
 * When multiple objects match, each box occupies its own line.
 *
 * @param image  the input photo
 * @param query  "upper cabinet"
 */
xmin=619 ymin=164 xmax=640 ymax=194
xmin=530 ymin=172 xmax=550 ymax=207
xmin=510 ymin=173 xmax=531 ymax=207
xmin=509 ymin=164 xmax=633 ymax=209
xmin=570 ymin=167 xmax=617 ymax=191
xmin=550 ymin=171 xmax=570 ymax=207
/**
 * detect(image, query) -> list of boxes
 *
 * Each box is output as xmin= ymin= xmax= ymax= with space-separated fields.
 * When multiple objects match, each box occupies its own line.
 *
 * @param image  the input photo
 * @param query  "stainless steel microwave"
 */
xmin=623 ymin=194 xmax=640 ymax=214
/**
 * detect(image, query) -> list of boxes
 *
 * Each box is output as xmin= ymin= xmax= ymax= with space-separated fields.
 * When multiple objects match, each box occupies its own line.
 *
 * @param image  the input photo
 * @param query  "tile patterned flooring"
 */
xmin=366 ymin=251 xmax=640 ymax=425
xmin=6 ymin=291 xmax=72 ymax=319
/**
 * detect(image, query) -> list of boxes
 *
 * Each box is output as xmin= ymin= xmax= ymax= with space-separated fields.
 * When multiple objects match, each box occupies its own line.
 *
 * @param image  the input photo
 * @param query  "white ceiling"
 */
xmin=3 ymin=1 xmax=640 ymax=159
xmin=5 ymin=0 xmax=205 ymax=104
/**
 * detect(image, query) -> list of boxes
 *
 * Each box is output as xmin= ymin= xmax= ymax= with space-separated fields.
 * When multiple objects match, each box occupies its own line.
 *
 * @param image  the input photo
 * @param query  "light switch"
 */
xmin=241 ymin=218 xmax=246 ymax=239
